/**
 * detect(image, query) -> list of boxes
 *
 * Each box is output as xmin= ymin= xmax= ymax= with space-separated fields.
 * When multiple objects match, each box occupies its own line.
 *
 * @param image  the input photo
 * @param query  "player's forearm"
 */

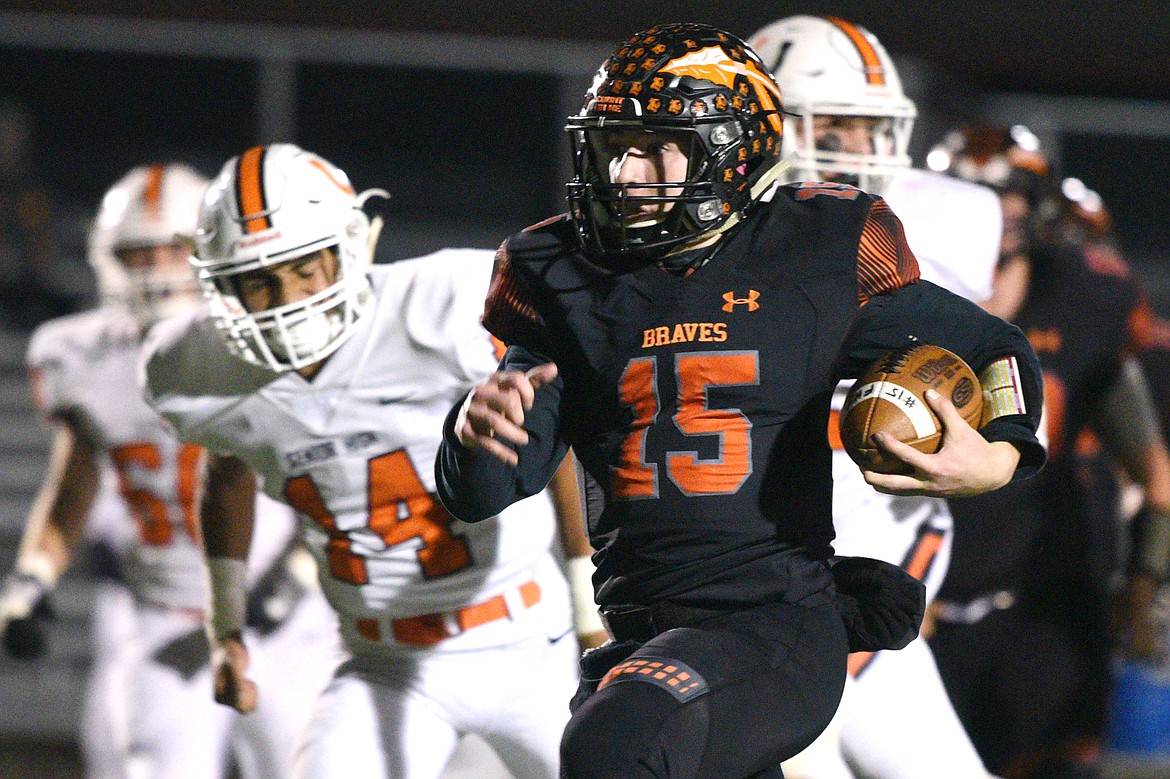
xmin=201 ymin=453 xmax=257 ymax=641
xmin=1091 ymin=358 xmax=1168 ymax=491
xmin=436 ymin=394 xmax=562 ymax=521
xmin=18 ymin=423 xmax=101 ymax=581
xmin=436 ymin=347 xmax=570 ymax=522
xmin=851 ymin=281 xmax=1046 ymax=477
xmin=201 ymin=452 xmax=256 ymax=560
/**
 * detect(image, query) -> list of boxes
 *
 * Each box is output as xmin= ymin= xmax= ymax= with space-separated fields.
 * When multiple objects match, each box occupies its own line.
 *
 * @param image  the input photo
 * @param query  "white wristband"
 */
xmin=16 ymin=551 xmax=59 ymax=590
xmin=207 ymin=557 xmax=248 ymax=641
xmin=567 ymin=556 xmax=605 ymax=636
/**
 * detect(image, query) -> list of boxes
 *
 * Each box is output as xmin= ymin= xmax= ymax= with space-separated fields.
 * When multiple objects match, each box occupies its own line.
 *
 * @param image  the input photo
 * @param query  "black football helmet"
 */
xmin=566 ymin=23 xmax=786 ymax=266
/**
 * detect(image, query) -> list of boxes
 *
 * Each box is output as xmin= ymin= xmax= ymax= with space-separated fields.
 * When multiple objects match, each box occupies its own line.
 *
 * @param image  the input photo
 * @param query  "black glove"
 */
xmin=1 ymin=573 xmax=54 ymax=660
xmin=830 ymin=556 xmax=925 ymax=653
xmin=569 ymin=639 xmax=642 ymax=713
xmin=153 ymin=630 xmax=212 ymax=680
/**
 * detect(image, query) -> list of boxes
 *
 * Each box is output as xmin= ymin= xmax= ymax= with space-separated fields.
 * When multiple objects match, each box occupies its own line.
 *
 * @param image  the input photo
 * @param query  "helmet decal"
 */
xmin=658 ymin=47 xmax=784 ymax=134
xmin=308 ymin=157 xmax=356 ymax=195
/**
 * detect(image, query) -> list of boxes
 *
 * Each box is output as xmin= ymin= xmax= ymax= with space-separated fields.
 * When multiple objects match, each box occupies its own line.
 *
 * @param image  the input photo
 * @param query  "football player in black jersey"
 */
xmin=928 ymin=127 xmax=1170 ymax=779
xmin=435 ymin=25 xmax=1045 ymax=779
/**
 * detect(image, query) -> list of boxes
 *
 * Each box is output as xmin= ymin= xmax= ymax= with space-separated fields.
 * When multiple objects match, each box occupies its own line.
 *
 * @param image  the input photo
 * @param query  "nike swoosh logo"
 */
xmin=377 ymin=396 xmax=412 ymax=405
xmin=548 ymin=628 xmax=573 ymax=644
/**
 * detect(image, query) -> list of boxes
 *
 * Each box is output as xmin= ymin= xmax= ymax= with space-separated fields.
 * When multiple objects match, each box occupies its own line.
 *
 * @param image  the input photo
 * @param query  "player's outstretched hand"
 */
xmin=455 ymin=363 xmax=559 ymax=466
xmin=862 ymin=388 xmax=1020 ymax=498
xmin=212 ymin=635 xmax=258 ymax=714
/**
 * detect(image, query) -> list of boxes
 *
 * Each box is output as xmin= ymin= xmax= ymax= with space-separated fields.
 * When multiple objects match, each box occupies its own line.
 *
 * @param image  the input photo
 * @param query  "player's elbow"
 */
xmin=435 ymin=488 xmax=509 ymax=523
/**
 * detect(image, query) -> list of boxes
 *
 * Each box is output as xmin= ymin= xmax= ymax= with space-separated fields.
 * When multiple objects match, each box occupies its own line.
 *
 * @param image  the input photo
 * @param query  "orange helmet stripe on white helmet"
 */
xmin=142 ymin=163 xmax=165 ymax=219
xmin=236 ymin=146 xmax=272 ymax=234
xmin=825 ymin=16 xmax=886 ymax=86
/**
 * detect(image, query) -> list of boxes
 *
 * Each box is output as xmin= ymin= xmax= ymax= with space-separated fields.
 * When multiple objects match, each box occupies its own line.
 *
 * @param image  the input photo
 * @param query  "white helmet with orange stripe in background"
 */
xmin=192 ymin=144 xmax=387 ymax=372
xmin=748 ymin=15 xmax=917 ymax=192
xmin=88 ymin=162 xmax=208 ymax=326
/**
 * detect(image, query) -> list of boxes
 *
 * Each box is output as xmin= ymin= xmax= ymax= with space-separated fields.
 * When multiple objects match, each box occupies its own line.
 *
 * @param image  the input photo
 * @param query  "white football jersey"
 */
xmin=144 ymin=249 xmax=567 ymax=649
xmin=881 ymin=167 xmax=1002 ymax=303
xmin=28 ymin=308 xmax=208 ymax=611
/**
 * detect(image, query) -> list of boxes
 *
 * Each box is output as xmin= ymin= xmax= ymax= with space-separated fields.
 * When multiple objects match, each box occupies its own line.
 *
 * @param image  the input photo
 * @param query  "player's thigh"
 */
xmin=129 ymin=654 xmax=234 ymax=778
xmin=472 ymin=633 xmax=578 ymax=779
xmin=779 ymin=696 xmax=854 ymax=779
xmin=236 ymin=600 xmax=342 ymax=779
xmin=841 ymin=637 xmax=989 ymax=779
xmin=562 ymin=599 xmax=847 ymax=779
xmin=82 ymin=585 xmax=137 ymax=779
xmin=295 ymin=668 xmax=460 ymax=779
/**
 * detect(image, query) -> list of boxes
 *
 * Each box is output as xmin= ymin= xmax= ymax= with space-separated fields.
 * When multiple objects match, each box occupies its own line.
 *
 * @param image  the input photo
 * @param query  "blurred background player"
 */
xmin=142 ymin=143 xmax=598 ymax=779
xmin=928 ymin=125 xmax=1170 ymax=779
xmin=748 ymin=14 xmax=1002 ymax=778
xmin=0 ymin=162 xmax=338 ymax=778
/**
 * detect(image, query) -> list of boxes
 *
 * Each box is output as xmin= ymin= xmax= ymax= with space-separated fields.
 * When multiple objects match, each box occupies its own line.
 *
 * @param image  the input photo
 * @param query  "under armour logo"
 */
xmin=722 ymin=289 xmax=760 ymax=312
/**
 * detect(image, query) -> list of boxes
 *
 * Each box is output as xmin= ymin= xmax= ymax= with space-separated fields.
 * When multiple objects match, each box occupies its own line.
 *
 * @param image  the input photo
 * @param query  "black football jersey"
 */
xmin=438 ymin=184 xmax=1044 ymax=610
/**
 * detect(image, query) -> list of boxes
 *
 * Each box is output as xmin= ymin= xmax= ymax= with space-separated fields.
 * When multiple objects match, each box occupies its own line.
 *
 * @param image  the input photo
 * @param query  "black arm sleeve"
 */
xmin=839 ymin=279 xmax=1046 ymax=480
xmin=435 ymin=345 xmax=571 ymax=522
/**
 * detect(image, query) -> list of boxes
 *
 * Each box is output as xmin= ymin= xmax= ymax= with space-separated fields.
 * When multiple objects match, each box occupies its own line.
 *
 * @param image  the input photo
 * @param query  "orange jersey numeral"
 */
xmin=108 ymin=442 xmax=202 ymax=546
xmin=612 ymin=352 xmax=758 ymax=499
xmin=612 ymin=357 xmax=660 ymax=498
xmin=284 ymin=449 xmax=472 ymax=586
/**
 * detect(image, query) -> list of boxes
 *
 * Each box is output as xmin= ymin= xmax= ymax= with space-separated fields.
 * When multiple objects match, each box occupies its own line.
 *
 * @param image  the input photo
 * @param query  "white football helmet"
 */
xmin=749 ymin=15 xmax=917 ymax=192
xmin=88 ymin=163 xmax=207 ymax=326
xmin=193 ymin=144 xmax=384 ymax=372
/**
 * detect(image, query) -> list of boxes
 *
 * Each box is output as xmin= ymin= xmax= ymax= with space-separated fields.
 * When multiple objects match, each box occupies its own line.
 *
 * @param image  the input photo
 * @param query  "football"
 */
xmin=839 ymin=343 xmax=983 ymax=474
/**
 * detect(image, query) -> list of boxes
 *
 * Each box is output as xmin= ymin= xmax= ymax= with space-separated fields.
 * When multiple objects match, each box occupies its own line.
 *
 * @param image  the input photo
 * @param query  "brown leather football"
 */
xmin=839 ymin=343 xmax=983 ymax=474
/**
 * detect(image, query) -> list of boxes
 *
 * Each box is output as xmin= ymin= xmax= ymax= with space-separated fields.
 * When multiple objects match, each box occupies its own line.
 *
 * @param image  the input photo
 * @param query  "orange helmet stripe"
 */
xmin=143 ymin=163 xmax=165 ymax=219
xmin=236 ymin=146 xmax=272 ymax=234
xmin=825 ymin=17 xmax=885 ymax=86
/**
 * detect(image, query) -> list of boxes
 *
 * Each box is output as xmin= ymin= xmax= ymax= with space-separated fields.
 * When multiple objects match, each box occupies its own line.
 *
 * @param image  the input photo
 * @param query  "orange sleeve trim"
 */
xmin=856 ymin=200 xmax=919 ymax=305
xmin=481 ymin=242 xmax=542 ymax=344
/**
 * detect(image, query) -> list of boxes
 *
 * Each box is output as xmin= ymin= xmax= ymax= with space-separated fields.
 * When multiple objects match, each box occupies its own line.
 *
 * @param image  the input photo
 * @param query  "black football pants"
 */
xmin=560 ymin=598 xmax=848 ymax=779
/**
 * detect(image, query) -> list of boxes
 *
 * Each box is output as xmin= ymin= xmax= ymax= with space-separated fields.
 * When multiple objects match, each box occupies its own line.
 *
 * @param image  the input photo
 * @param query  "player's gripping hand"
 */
xmin=454 ymin=363 xmax=559 ymax=466
xmin=212 ymin=634 xmax=259 ymax=714
xmin=863 ymin=388 xmax=1020 ymax=498
xmin=0 ymin=572 xmax=52 ymax=660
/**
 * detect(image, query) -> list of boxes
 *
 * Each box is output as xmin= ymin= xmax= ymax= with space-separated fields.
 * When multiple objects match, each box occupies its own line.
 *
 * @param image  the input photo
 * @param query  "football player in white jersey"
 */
xmin=748 ymin=15 xmax=1003 ymax=779
xmin=141 ymin=143 xmax=597 ymax=779
xmin=0 ymin=162 xmax=337 ymax=779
